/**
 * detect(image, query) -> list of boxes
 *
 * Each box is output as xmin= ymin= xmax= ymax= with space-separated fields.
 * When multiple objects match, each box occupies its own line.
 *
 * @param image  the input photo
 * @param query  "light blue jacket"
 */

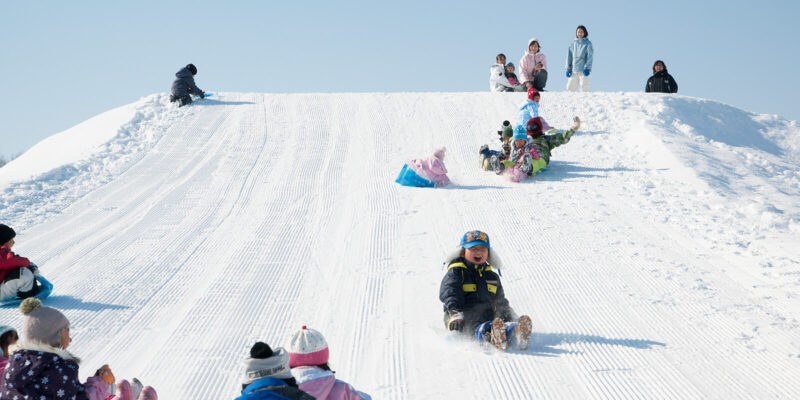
xmin=514 ymin=100 xmax=539 ymax=133
xmin=566 ymin=38 xmax=593 ymax=73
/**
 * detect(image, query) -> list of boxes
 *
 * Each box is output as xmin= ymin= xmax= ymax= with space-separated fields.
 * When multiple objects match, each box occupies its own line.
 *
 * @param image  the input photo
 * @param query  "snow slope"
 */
xmin=1 ymin=92 xmax=799 ymax=399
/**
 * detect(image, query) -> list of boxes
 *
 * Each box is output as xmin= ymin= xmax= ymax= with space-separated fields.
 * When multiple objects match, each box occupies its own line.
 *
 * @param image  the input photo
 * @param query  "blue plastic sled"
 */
xmin=396 ymin=164 xmax=435 ymax=188
xmin=0 ymin=276 xmax=54 ymax=307
xmin=192 ymin=93 xmax=214 ymax=98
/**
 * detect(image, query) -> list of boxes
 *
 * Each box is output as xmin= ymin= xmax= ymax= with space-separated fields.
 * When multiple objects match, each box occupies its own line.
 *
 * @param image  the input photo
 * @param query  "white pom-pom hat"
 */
xmin=287 ymin=326 xmax=329 ymax=367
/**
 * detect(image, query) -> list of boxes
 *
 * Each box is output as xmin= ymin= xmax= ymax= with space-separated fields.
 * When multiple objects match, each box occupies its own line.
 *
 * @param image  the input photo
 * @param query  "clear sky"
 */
xmin=1 ymin=0 xmax=798 ymax=159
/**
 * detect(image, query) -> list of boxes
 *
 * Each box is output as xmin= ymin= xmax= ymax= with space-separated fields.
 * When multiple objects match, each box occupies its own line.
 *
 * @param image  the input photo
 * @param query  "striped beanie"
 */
xmin=288 ymin=326 xmax=329 ymax=367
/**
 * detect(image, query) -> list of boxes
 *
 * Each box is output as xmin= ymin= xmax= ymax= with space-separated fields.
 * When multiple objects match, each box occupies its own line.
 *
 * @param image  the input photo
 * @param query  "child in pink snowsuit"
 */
xmin=408 ymin=147 xmax=451 ymax=186
xmin=288 ymin=326 xmax=372 ymax=400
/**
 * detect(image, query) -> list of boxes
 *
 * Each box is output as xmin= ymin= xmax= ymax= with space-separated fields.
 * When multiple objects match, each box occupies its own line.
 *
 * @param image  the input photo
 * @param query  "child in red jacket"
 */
xmin=0 ymin=224 xmax=39 ymax=301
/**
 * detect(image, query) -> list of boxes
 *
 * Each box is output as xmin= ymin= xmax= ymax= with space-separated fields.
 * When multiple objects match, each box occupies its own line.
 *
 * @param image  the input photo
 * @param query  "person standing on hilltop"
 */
xmin=566 ymin=25 xmax=593 ymax=92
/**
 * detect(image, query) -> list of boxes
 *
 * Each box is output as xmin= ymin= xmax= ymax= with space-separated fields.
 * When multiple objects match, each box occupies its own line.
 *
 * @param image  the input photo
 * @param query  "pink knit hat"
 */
xmin=433 ymin=147 xmax=446 ymax=161
xmin=288 ymin=326 xmax=329 ymax=367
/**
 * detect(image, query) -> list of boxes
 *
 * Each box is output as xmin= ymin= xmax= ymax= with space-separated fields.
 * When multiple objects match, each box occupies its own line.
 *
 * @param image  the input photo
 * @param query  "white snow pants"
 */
xmin=0 ymin=267 xmax=35 ymax=300
xmin=566 ymin=73 xmax=591 ymax=92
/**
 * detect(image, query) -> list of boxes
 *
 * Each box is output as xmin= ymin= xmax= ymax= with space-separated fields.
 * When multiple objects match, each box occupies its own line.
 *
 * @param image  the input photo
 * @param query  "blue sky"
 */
xmin=1 ymin=0 xmax=797 ymax=159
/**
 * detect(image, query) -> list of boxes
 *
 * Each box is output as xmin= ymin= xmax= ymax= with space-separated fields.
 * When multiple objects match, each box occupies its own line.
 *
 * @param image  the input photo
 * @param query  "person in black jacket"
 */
xmin=439 ymin=230 xmax=532 ymax=351
xmin=170 ymin=63 xmax=205 ymax=107
xmin=645 ymin=60 xmax=678 ymax=93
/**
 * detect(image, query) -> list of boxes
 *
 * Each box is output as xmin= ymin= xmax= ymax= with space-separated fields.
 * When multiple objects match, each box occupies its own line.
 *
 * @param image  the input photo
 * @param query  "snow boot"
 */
xmin=571 ymin=116 xmax=581 ymax=132
xmin=515 ymin=315 xmax=533 ymax=350
xmin=491 ymin=155 xmax=504 ymax=175
xmin=520 ymin=154 xmax=533 ymax=174
xmin=490 ymin=317 xmax=508 ymax=351
xmin=479 ymin=145 xmax=489 ymax=168
xmin=132 ymin=378 xmax=144 ymax=399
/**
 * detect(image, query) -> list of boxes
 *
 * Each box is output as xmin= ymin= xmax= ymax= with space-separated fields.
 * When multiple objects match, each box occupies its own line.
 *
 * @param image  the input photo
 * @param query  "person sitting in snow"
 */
xmin=1 ymin=325 xmax=19 ymax=377
xmin=1 ymin=298 xmax=159 ymax=400
xmin=526 ymin=116 xmax=581 ymax=167
xmin=439 ymin=231 xmax=533 ymax=351
xmin=504 ymin=63 xmax=522 ymax=88
xmin=170 ymin=63 xmax=205 ymax=107
xmin=490 ymin=54 xmax=515 ymax=92
xmin=0 ymin=224 xmax=40 ymax=301
xmin=518 ymin=38 xmax=548 ymax=91
xmin=396 ymin=147 xmax=451 ymax=187
xmin=237 ymin=341 xmax=314 ymax=400
xmin=479 ymin=121 xmax=514 ymax=171
xmin=288 ymin=326 xmax=372 ymax=400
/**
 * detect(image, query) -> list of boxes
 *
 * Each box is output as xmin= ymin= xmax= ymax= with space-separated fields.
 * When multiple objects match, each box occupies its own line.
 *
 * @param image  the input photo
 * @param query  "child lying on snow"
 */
xmin=2 ymin=298 xmax=158 ymax=400
xmin=439 ymin=231 xmax=533 ymax=351
xmin=396 ymin=147 xmax=451 ymax=187
xmin=0 ymin=224 xmax=40 ymax=301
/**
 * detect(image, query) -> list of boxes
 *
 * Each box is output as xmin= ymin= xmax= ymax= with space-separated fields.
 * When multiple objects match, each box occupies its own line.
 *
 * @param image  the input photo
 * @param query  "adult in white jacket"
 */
xmin=490 ymin=54 xmax=516 ymax=92
xmin=518 ymin=38 xmax=548 ymax=91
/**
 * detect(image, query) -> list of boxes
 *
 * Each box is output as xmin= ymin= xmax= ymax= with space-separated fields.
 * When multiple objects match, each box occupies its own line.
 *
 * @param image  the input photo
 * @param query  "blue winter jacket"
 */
xmin=513 ymin=100 xmax=539 ymax=133
xmin=566 ymin=38 xmax=594 ymax=73
xmin=236 ymin=377 xmax=315 ymax=400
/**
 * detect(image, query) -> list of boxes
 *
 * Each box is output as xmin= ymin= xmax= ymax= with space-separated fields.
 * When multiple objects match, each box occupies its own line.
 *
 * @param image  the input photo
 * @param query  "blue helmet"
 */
xmin=460 ymin=230 xmax=490 ymax=249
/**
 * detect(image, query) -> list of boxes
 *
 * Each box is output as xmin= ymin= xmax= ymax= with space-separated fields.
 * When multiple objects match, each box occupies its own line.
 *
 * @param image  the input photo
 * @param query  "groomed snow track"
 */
xmin=1 ymin=92 xmax=799 ymax=399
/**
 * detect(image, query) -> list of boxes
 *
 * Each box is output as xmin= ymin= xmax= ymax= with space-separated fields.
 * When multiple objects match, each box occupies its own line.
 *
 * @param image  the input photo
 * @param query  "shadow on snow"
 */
xmin=511 ymin=331 xmax=666 ymax=357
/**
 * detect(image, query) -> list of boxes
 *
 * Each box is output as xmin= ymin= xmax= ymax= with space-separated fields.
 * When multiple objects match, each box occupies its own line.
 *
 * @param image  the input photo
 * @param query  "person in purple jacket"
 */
xmin=1 ymin=298 xmax=110 ymax=399
xmin=288 ymin=326 xmax=371 ymax=400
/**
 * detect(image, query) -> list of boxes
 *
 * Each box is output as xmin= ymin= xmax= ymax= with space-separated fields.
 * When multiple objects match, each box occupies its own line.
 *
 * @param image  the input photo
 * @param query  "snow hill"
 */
xmin=1 ymin=92 xmax=799 ymax=399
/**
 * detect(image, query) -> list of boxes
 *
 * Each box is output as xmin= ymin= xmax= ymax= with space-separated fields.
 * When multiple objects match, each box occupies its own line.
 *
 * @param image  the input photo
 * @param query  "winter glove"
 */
xmin=28 ymin=262 xmax=39 ymax=276
xmin=583 ymin=69 xmax=590 ymax=76
xmin=571 ymin=116 xmax=581 ymax=132
xmin=96 ymin=364 xmax=115 ymax=385
xmin=447 ymin=311 xmax=465 ymax=332
xmin=566 ymin=70 xmax=572 ymax=78
xmin=199 ymin=91 xmax=205 ymax=99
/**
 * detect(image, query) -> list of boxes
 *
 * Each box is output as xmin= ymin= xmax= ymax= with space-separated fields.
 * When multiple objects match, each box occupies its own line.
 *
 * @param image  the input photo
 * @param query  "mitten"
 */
xmin=571 ymin=116 xmax=581 ymax=132
xmin=566 ymin=70 xmax=572 ymax=78
xmin=447 ymin=311 xmax=465 ymax=331
xmin=96 ymin=364 xmax=116 ymax=385
xmin=583 ymin=69 xmax=590 ymax=76
xmin=199 ymin=91 xmax=205 ymax=99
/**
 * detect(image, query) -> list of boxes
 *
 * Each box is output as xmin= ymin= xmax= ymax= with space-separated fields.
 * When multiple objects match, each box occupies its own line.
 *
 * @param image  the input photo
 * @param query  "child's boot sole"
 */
xmin=516 ymin=315 xmax=533 ymax=350
xmin=490 ymin=317 xmax=508 ymax=351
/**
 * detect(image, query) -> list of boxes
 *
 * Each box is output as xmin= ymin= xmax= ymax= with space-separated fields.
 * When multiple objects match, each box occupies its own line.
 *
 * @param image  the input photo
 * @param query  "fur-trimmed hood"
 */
xmin=10 ymin=339 xmax=82 ymax=364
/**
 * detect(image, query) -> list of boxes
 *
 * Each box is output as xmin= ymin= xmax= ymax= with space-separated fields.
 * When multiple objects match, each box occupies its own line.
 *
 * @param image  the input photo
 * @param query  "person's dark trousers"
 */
xmin=170 ymin=94 xmax=193 ymax=107
xmin=533 ymin=69 xmax=548 ymax=91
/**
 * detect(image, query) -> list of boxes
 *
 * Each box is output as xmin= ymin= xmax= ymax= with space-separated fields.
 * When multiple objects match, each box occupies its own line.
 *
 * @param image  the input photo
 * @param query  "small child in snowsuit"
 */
xmin=439 ymin=231 xmax=533 ymax=351
xmin=504 ymin=63 xmax=525 ymax=91
xmin=513 ymin=88 xmax=541 ymax=134
xmin=1 ymin=298 xmax=110 ymax=399
xmin=397 ymin=147 xmax=451 ymax=187
xmin=479 ymin=121 xmax=514 ymax=171
xmin=170 ymin=63 xmax=205 ymax=107
xmin=1 ymin=325 xmax=19 ymax=377
xmin=0 ymin=224 xmax=39 ymax=301
xmin=237 ymin=341 xmax=315 ymax=400
xmin=288 ymin=326 xmax=372 ymax=400
xmin=527 ymin=116 xmax=581 ymax=167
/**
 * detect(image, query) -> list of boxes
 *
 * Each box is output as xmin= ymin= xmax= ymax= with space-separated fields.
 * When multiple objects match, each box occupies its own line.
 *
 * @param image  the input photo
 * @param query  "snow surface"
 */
xmin=1 ymin=92 xmax=799 ymax=399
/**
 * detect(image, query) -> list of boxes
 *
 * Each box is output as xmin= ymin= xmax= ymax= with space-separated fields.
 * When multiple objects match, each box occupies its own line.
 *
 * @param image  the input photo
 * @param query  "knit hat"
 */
xmin=513 ymin=131 xmax=528 ymax=141
xmin=19 ymin=298 xmax=70 ymax=347
xmin=505 ymin=62 xmax=515 ymax=69
xmin=433 ymin=147 xmax=446 ymax=161
xmin=288 ymin=326 xmax=329 ymax=368
xmin=527 ymin=88 xmax=538 ymax=101
xmin=0 ymin=224 xmax=15 ymax=246
xmin=186 ymin=63 xmax=197 ymax=75
xmin=526 ymin=117 xmax=543 ymax=135
xmin=242 ymin=342 xmax=294 ymax=386
xmin=501 ymin=121 xmax=513 ymax=138
xmin=460 ymin=230 xmax=490 ymax=249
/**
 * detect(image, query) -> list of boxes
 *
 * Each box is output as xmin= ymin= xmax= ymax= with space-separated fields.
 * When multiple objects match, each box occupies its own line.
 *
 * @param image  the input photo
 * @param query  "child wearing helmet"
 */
xmin=439 ymin=231 xmax=533 ymax=351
